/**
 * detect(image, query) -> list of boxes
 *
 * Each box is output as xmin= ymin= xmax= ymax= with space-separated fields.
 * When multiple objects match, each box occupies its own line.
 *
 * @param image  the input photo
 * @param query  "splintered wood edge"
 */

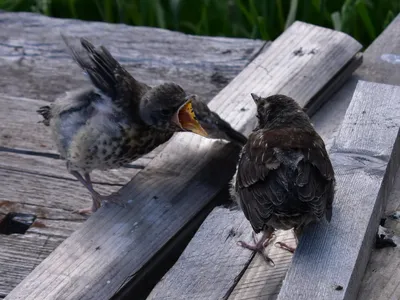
xmin=277 ymin=81 xmax=400 ymax=300
xmin=4 ymin=21 xmax=362 ymax=300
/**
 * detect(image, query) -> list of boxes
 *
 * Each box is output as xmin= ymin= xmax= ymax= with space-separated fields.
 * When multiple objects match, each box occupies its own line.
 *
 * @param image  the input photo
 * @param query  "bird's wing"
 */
xmin=236 ymin=128 xmax=335 ymax=232
xmin=61 ymin=35 xmax=149 ymax=110
xmin=190 ymin=97 xmax=247 ymax=146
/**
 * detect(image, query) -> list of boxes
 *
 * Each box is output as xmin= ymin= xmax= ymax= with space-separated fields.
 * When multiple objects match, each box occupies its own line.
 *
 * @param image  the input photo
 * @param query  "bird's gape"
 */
xmin=172 ymin=99 xmax=208 ymax=137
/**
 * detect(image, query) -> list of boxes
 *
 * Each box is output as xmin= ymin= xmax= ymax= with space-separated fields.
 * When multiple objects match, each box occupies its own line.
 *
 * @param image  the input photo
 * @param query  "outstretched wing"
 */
xmin=236 ymin=128 xmax=335 ymax=232
xmin=61 ymin=34 xmax=149 ymax=109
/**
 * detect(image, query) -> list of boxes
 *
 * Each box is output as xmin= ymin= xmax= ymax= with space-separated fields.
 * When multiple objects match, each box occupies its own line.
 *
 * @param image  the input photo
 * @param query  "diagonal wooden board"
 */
xmin=147 ymin=80 xmax=400 ymax=300
xmin=278 ymin=80 xmax=400 ymax=300
xmin=4 ymin=21 xmax=362 ymax=300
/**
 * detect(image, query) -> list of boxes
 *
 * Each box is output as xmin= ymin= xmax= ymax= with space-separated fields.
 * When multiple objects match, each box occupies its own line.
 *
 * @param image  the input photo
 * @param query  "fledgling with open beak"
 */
xmin=230 ymin=93 xmax=335 ymax=264
xmin=37 ymin=36 xmax=246 ymax=214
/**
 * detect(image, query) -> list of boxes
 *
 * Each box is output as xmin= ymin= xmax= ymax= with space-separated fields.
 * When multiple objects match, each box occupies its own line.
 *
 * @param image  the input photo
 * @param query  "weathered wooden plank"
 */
xmin=0 ymin=234 xmax=64 ymax=298
xmin=357 ymin=170 xmax=400 ymax=300
xmin=0 ymin=142 xmax=144 ymax=186
xmin=310 ymin=14 xmax=400 ymax=300
xmin=277 ymin=80 xmax=400 ymax=300
xmin=0 ymin=12 xmax=266 ymax=104
xmin=0 ymin=166 xmax=96 ymax=296
xmin=229 ymin=14 xmax=400 ymax=300
xmin=147 ymin=207 xmax=254 ymax=300
xmin=147 ymin=210 xmax=294 ymax=300
xmin=0 ymin=166 xmax=116 ymax=213
xmin=4 ymin=21 xmax=361 ymax=300
xmin=314 ymin=14 xmax=400 ymax=149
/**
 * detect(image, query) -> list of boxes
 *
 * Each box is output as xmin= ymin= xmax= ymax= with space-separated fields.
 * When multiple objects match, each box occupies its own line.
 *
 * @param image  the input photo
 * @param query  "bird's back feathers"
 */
xmin=235 ymin=128 xmax=335 ymax=233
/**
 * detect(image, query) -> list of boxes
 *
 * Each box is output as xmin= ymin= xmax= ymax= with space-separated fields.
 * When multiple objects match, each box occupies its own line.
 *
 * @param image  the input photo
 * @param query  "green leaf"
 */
xmin=331 ymin=11 xmax=341 ymax=31
xmin=285 ymin=0 xmax=298 ymax=29
xmin=355 ymin=0 xmax=376 ymax=39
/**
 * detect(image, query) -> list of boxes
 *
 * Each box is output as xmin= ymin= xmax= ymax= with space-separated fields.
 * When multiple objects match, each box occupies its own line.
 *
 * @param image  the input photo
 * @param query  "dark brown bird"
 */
xmin=38 ymin=36 xmax=246 ymax=214
xmin=230 ymin=94 xmax=335 ymax=263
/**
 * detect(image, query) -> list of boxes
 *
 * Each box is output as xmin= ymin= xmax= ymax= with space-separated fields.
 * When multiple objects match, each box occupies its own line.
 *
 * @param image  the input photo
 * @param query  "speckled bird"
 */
xmin=230 ymin=94 xmax=335 ymax=263
xmin=38 ymin=36 xmax=246 ymax=214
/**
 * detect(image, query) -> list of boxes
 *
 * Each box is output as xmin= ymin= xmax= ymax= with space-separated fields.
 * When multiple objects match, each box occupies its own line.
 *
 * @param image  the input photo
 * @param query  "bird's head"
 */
xmin=139 ymin=82 xmax=208 ymax=136
xmin=251 ymin=93 xmax=311 ymax=129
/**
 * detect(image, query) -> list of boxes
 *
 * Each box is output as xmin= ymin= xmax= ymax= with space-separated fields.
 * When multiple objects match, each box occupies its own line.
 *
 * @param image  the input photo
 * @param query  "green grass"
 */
xmin=1 ymin=0 xmax=399 ymax=47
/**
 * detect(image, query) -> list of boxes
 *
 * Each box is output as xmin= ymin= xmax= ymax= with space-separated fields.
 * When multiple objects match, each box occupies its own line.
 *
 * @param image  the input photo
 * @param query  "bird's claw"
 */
xmin=101 ymin=192 xmax=126 ymax=208
xmin=73 ymin=207 xmax=95 ymax=215
xmin=275 ymin=241 xmax=296 ymax=253
xmin=237 ymin=239 xmax=275 ymax=266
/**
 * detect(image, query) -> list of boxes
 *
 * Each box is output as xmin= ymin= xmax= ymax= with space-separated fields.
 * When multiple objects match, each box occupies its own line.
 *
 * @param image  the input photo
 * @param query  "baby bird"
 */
xmin=38 ymin=36 xmax=246 ymax=214
xmin=230 ymin=94 xmax=335 ymax=264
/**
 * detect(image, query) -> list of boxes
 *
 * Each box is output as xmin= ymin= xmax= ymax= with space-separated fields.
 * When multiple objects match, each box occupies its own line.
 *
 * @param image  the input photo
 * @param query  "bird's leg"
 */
xmin=275 ymin=226 xmax=302 ymax=253
xmin=71 ymin=172 xmax=101 ymax=215
xmin=237 ymin=228 xmax=275 ymax=265
xmin=70 ymin=171 xmax=124 ymax=215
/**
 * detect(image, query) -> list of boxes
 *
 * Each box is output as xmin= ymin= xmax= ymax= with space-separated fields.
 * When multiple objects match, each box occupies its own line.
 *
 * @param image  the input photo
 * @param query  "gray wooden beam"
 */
xmin=278 ymin=80 xmax=400 ymax=300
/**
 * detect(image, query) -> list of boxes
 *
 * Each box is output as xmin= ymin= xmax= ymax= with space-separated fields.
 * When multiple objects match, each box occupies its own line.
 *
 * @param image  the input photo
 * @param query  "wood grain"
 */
xmin=4 ymin=20 xmax=361 ymax=300
xmin=146 ymin=22 xmax=363 ymax=300
xmin=0 ymin=12 xmax=266 ymax=104
xmin=306 ymin=15 xmax=400 ymax=300
xmin=357 ymin=168 xmax=400 ymax=300
xmin=147 ymin=207 xmax=254 ymax=300
xmin=0 ymin=234 xmax=64 ymax=299
xmin=0 ymin=142 xmax=144 ymax=186
xmin=0 ymin=11 xmax=267 ymax=298
xmin=278 ymin=80 xmax=400 ymax=300
xmin=228 ymin=14 xmax=400 ymax=300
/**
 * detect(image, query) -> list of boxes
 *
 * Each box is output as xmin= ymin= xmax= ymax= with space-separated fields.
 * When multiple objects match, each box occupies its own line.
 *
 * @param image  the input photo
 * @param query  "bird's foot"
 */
xmin=275 ymin=241 xmax=296 ymax=253
xmin=96 ymin=192 xmax=126 ymax=208
xmin=74 ymin=206 xmax=96 ymax=215
xmin=237 ymin=232 xmax=275 ymax=266
xmin=74 ymin=196 xmax=101 ymax=215
xmin=73 ymin=192 xmax=125 ymax=215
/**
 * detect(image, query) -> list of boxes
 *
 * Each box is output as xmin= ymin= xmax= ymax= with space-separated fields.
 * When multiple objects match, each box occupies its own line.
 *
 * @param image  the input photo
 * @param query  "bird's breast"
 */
xmin=66 ymin=125 xmax=172 ymax=173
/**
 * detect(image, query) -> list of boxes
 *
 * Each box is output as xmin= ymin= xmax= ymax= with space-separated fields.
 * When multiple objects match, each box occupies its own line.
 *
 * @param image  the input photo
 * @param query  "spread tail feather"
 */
xmin=37 ymin=105 xmax=51 ymax=126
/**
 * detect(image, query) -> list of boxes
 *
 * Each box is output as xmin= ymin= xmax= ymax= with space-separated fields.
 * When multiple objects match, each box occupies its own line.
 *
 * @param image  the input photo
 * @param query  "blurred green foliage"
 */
xmin=1 ymin=0 xmax=399 ymax=47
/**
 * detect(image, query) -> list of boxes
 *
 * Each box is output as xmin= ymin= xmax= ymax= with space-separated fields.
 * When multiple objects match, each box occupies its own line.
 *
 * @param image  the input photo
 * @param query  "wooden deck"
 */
xmin=0 ymin=11 xmax=266 ymax=298
xmin=1 ymin=11 xmax=400 ymax=300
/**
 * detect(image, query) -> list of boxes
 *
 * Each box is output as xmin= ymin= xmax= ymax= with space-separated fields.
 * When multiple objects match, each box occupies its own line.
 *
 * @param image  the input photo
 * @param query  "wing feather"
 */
xmin=236 ymin=128 xmax=335 ymax=232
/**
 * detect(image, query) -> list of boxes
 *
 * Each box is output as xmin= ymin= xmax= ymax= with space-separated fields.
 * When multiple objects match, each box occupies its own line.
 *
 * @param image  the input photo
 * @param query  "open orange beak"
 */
xmin=173 ymin=99 xmax=208 ymax=137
